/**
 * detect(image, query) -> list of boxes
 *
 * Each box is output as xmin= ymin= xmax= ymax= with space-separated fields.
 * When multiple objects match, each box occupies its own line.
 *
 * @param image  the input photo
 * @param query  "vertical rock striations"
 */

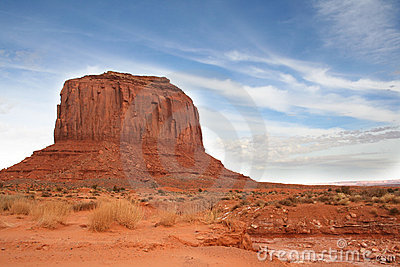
xmin=54 ymin=71 xmax=203 ymax=151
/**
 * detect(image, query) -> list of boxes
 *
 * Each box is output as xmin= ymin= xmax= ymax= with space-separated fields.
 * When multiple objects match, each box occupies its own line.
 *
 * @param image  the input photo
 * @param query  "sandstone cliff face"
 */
xmin=55 ymin=71 xmax=203 ymax=151
xmin=1 ymin=71 xmax=254 ymax=189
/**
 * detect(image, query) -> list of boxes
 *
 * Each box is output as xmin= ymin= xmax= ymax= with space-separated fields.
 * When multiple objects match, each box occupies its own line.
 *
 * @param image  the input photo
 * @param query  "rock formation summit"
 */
xmin=1 ymin=71 xmax=255 ymax=189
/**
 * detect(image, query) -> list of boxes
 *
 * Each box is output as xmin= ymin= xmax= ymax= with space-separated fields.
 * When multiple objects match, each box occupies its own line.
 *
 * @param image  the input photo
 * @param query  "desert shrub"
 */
xmin=204 ymin=207 xmax=222 ymax=224
xmin=361 ymin=188 xmax=387 ymax=198
xmin=381 ymin=194 xmax=395 ymax=203
xmin=372 ymin=196 xmax=381 ymax=203
xmin=379 ymin=194 xmax=400 ymax=204
xmin=278 ymin=199 xmax=295 ymax=207
xmin=389 ymin=207 xmax=400 ymax=215
xmin=157 ymin=210 xmax=178 ymax=227
xmin=349 ymin=195 xmax=362 ymax=203
xmin=9 ymin=198 xmax=33 ymax=215
xmin=337 ymin=198 xmax=350 ymax=205
xmin=318 ymin=195 xmax=332 ymax=203
xmin=331 ymin=193 xmax=350 ymax=205
xmin=340 ymin=186 xmax=351 ymax=195
xmin=179 ymin=203 xmax=203 ymax=223
xmin=31 ymin=201 xmax=72 ymax=229
xmin=113 ymin=200 xmax=143 ymax=229
xmin=73 ymin=201 xmax=97 ymax=212
xmin=90 ymin=202 xmax=114 ymax=232
xmin=297 ymin=196 xmax=314 ymax=204
xmin=0 ymin=194 xmax=23 ymax=212
xmin=90 ymin=200 xmax=143 ymax=231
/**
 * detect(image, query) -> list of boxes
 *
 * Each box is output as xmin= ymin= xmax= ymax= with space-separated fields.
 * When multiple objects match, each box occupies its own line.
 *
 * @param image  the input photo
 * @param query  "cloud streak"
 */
xmin=171 ymin=72 xmax=399 ymax=123
xmin=314 ymin=0 xmax=400 ymax=63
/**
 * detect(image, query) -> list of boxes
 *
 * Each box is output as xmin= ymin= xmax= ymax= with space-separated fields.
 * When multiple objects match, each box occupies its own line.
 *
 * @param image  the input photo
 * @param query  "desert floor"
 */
xmin=1 ymin=185 xmax=400 ymax=266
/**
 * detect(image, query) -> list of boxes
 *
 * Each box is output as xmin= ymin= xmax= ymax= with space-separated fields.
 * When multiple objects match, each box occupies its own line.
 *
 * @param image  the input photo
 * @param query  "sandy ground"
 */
xmin=1 ymin=187 xmax=400 ymax=266
xmin=1 ymin=211 xmax=393 ymax=266
xmin=0 ymin=212 xmax=279 ymax=267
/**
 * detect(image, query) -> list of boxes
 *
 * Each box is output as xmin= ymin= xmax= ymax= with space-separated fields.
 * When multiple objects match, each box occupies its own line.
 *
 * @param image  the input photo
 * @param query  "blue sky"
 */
xmin=0 ymin=0 xmax=399 ymax=184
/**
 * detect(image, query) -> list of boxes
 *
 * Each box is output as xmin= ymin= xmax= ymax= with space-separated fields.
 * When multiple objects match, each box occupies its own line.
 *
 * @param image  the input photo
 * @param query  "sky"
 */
xmin=0 ymin=0 xmax=399 ymax=184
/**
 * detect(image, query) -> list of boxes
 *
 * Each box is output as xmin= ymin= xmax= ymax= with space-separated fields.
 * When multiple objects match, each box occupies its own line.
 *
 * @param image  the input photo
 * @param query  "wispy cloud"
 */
xmin=171 ymin=72 xmax=400 ymax=123
xmin=210 ymin=125 xmax=400 ymax=182
xmin=224 ymin=50 xmax=400 ymax=92
xmin=314 ymin=0 xmax=400 ymax=63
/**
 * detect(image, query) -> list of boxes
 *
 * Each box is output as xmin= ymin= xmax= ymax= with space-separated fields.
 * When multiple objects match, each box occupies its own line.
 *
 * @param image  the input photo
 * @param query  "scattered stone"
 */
xmin=251 ymin=224 xmax=258 ymax=229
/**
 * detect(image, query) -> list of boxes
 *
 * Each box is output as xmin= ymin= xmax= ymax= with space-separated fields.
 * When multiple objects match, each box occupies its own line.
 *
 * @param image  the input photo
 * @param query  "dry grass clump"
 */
xmin=31 ymin=201 xmax=72 ymax=229
xmin=113 ymin=200 xmax=143 ymax=229
xmin=204 ymin=208 xmax=222 ymax=224
xmin=90 ymin=200 xmax=143 ymax=232
xmin=0 ymin=194 xmax=23 ymax=212
xmin=157 ymin=210 xmax=178 ymax=227
xmin=179 ymin=203 xmax=204 ymax=223
xmin=381 ymin=194 xmax=400 ymax=204
xmin=73 ymin=201 xmax=97 ymax=212
xmin=90 ymin=202 xmax=114 ymax=232
xmin=9 ymin=198 xmax=34 ymax=215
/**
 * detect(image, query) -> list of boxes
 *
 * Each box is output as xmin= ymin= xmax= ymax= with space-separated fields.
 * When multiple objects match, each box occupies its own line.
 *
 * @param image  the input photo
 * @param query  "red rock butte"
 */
xmin=0 ymin=71 xmax=256 ymax=189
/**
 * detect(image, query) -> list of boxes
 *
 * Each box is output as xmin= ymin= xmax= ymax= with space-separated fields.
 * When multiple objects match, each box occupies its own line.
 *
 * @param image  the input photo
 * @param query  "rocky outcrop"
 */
xmin=55 ymin=71 xmax=203 ymax=151
xmin=0 ymin=71 xmax=255 ymax=189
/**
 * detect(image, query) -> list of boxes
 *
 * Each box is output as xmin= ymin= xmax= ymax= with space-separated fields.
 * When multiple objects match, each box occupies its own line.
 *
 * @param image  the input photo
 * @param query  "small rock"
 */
xmin=350 ymin=212 xmax=357 ymax=218
xmin=1 ymin=248 xmax=5 ymax=251
xmin=361 ymin=242 xmax=368 ymax=248
xmin=345 ymin=215 xmax=351 ymax=220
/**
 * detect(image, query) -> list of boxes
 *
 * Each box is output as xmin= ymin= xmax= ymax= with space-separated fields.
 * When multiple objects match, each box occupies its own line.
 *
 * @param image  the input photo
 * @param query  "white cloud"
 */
xmin=314 ymin=0 xmax=400 ymax=63
xmin=212 ymin=124 xmax=400 ymax=183
xmin=224 ymin=50 xmax=400 ymax=92
xmin=170 ymin=72 xmax=399 ymax=123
